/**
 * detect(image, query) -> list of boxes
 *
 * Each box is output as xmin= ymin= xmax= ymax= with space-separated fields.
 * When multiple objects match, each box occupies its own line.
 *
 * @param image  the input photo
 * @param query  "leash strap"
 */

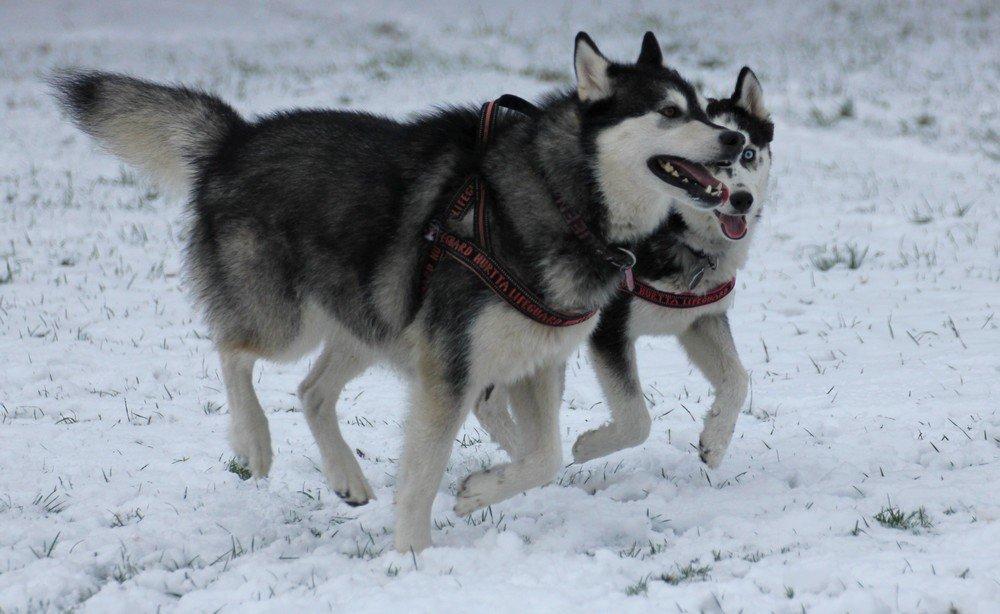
xmin=419 ymin=97 xmax=598 ymax=327
xmin=624 ymin=277 xmax=736 ymax=309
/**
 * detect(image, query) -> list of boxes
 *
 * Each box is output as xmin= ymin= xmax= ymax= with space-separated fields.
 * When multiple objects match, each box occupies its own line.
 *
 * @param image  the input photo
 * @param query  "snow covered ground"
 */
xmin=1 ymin=1 xmax=998 ymax=611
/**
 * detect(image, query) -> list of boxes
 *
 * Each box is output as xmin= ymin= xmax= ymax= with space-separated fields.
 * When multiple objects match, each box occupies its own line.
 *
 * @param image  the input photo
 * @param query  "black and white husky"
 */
xmin=53 ymin=32 xmax=746 ymax=551
xmin=476 ymin=68 xmax=774 ymax=469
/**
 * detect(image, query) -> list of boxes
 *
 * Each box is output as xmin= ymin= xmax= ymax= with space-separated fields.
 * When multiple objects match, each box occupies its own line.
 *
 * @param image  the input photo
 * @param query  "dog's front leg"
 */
xmin=678 ymin=313 xmax=748 ymax=468
xmin=471 ymin=385 xmax=522 ymax=460
xmin=571 ymin=337 xmax=650 ymax=463
xmin=454 ymin=362 xmax=564 ymax=515
xmin=393 ymin=348 xmax=470 ymax=553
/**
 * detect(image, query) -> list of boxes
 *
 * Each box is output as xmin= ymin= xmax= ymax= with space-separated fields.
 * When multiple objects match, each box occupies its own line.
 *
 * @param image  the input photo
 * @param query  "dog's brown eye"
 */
xmin=660 ymin=105 xmax=681 ymax=118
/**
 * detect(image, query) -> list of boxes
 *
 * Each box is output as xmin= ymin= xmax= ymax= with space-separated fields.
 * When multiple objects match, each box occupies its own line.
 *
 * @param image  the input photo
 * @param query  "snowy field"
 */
xmin=2 ymin=1 xmax=999 ymax=612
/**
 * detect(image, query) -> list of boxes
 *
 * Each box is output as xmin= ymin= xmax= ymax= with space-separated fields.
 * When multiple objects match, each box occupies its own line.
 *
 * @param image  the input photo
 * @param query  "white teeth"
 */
xmin=659 ymin=161 xmax=680 ymax=177
xmin=681 ymin=178 xmax=688 ymax=183
xmin=704 ymin=186 xmax=712 ymax=194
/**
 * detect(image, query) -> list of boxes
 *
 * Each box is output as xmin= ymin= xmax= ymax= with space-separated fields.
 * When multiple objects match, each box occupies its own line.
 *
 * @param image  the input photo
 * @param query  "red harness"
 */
xmin=419 ymin=98 xmax=633 ymax=327
xmin=623 ymin=277 xmax=736 ymax=309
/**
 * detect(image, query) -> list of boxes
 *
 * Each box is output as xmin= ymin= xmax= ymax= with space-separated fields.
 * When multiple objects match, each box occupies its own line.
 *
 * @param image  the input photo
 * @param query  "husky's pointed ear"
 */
xmin=574 ymin=32 xmax=611 ymax=102
xmin=733 ymin=66 xmax=768 ymax=119
xmin=637 ymin=31 xmax=663 ymax=66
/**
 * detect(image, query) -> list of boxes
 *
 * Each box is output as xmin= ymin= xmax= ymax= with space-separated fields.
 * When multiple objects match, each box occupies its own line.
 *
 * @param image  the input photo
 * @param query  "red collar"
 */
xmin=623 ymin=277 xmax=736 ymax=309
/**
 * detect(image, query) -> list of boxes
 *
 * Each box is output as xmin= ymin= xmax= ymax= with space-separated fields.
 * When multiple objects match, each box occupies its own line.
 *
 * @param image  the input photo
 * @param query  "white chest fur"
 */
xmin=470 ymin=302 xmax=599 ymax=387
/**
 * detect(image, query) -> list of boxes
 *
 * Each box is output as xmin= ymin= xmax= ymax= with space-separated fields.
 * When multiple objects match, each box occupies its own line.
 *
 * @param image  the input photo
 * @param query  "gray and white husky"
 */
xmin=475 ymin=68 xmax=774 ymax=469
xmin=53 ymin=32 xmax=746 ymax=552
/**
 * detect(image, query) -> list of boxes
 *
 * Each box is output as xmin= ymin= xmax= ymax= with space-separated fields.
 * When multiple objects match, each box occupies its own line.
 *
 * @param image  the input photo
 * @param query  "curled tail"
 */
xmin=52 ymin=70 xmax=244 ymax=196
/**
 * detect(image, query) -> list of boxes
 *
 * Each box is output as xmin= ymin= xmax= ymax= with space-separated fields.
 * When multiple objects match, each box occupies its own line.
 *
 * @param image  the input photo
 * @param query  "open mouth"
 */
xmin=647 ymin=156 xmax=730 ymax=207
xmin=715 ymin=211 xmax=747 ymax=240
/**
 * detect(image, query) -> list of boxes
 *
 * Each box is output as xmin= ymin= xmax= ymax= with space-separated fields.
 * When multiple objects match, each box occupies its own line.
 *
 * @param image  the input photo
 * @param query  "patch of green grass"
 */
xmin=371 ymin=21 xmax=405 ymax=40
xmin=345 ymin=536 xmax=384 ymax=560
xmin=618 ymin=539 xmax=669 ymax=560
xmin=456 ymin=432 xmax=484 ymax=448
xmin=907 ymin=206 xmax=934 ymax=225
xmin=360 ymin=48 xmax=420 ymax=81
xmin=227 ymin=458 xmax=252 ymax=481
xmin=0 ymin=259 xmax=15 ymax=284
xmin=110 ymin=508 xmax=145 ymax=528
xmin=874 ymin=505 xmax=933 ymax=531
xmin=29 ymin=532 xmax=61 ymax=559
xmin=810 ymin=243 xmax=870 ymax=271
xmin=625 ymin=575 xmax=650 ymax=596
xmin=660 ymin=561 xmax=711 ymax=585
xmin=518 ymin=65 xmax=568 ymax=84
xmin=33 ymin=488 xmax=67 ymax=514
xmin=111 ymin=544 xmax=139 ymax=582
xmin=810 ymin=98 xmax=855 ymax=127
xmin=952 ymin=202 xmax=973 ymax=217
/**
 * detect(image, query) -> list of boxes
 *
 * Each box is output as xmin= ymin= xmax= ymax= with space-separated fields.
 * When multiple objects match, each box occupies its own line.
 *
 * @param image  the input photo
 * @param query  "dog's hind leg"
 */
xmin=571 ymin=339 xmax=650 ymax=463
xmin=298 ymin=336 xmax=375 ymax=506
xmin=679 ymin=313 xmax=748 ymax=469
xmin=471 ymin=385 xmax=522 ymax=460
xmin=394 ymin=351 xmax=471 ymax=553
xmin=454 ymin=362 xmax=564 ymax=515
xmin=220 ymin=350 xmax=273 ymax=478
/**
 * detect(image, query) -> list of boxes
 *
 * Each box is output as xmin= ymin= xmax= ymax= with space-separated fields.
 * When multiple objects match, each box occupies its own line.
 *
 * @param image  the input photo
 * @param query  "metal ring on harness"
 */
xmin=610 ymin=247 xmax=636 ymax=271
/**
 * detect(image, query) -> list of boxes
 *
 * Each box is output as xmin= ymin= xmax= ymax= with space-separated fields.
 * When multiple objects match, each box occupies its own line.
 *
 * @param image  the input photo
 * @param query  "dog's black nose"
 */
xmin=719 ymin=130 xmax=745 ymax=149
xmin=730 ymin=191 xmax=753 ymax=212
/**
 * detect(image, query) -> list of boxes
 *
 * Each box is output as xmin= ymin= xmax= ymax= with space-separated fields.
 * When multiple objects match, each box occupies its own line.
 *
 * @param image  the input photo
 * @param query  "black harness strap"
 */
xmin=419 ymin=96 xmax=628 ymax=327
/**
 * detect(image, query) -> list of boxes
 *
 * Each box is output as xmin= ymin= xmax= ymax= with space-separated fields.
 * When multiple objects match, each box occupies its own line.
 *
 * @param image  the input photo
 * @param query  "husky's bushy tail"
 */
xmin=52 ymin=70 xmax=244 ymax=196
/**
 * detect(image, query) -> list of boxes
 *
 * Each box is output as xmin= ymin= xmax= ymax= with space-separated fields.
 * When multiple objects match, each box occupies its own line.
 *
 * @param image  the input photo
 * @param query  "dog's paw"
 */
xmin=571 ymin=429 xmax=603 ymax=464
xmin=393 ymin=528 xmax=431 ymax=554
xmin=326 ymin=464 xmax=375 ymax=507
xmin=698 ymin=442 xmax=723 ymax=469
xmin=454 ymin=467 xmax=505 ymax=516
xmin=230 ymin=425 xmax=273 ymax=478
xmin=698 ymin=429 xmax=730 ymax=469
xmin=572 ymin=426 xmax=627 ymax=464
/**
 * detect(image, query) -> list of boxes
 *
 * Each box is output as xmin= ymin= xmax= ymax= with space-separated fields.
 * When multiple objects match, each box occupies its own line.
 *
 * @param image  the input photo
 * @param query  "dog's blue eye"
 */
xmin=742 ymin=148 xmax=755 ymax=161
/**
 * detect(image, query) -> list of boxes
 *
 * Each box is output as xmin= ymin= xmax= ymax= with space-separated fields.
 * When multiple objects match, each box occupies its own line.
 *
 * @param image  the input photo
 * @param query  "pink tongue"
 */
xmin=719 ymin=213 xmax=747 ymax=239
xmin=671 ymin=159 xmax=718 ymax=188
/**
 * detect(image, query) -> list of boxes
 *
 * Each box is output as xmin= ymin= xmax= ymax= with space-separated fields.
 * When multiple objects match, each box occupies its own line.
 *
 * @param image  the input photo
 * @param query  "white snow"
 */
xmin=1 ymin=1 xmax=998 ymax=612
